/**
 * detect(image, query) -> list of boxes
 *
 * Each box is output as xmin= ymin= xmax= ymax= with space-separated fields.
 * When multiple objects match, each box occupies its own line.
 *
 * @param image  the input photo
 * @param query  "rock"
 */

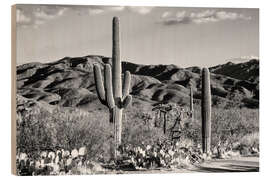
xmin=87 ymin=161 xmax=105 ymax=172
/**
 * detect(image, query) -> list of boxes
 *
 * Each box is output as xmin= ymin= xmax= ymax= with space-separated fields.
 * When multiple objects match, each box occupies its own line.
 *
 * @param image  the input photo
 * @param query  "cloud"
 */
xmin=16 ymin=9 xmax=31 ymax=24
xmin=160 ymin=9 xmax=251 ymax=25
xmin=88 ymin=8 xmax=104 ymax=15
xmin=107 ymin=6 xmax=125 ymax=11
xmin=176 ymin=11 xmax=186 ymax=18
xmin=17 ymin=5 xmax=154 ymax=28
xmin=226 ymin=55 xmax=259 ymax=63
xmin=161 ymin=11 xmax=191 ymax=25
xmin=87 ymin=6 xmax=125 ymax=15
xmin=34 ymin=8 xmax=67 ymax=20
xmin=33 ymin=6 xmax=68 ymax=19
xmin=16 ymin=5 xmax=68 ymax=28
xmin=128 ymin=6 xmax=154 ymax=15
xmin=241 ymin=55 xmax=259 ymax=59
xmin=161 ymin=11 xmax=171 ymax=18
xmin=87 ymin=6 xmax=153 ymax=15
xmin=216 ymin=11 xmax=251 ymax=20
xmin=190 ymin=10 xmax=215 ymax=19
xmin=33 ymin=6 xmax=68 ymax=27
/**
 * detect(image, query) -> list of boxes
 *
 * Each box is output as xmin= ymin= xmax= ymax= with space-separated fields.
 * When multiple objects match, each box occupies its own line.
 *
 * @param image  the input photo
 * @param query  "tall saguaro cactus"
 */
xmin=93 ymin=17 xmax=132 ymax=158
xmin=201 ymin=68 xmax=211 ymax=155
xmin=190 ymin=85 xmax=193 ymax=120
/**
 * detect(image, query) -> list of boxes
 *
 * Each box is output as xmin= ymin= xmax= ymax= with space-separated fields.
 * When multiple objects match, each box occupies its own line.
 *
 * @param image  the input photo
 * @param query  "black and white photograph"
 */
xmin=12 ymin=4 xmax=259 ymax=175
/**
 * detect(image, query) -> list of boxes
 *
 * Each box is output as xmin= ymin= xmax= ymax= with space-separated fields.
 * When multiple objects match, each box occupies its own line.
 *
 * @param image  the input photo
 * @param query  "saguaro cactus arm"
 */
xmin=121 ymin=95 xmax=132 ymax=108
xmin=104 ymin=64 xmax=115 ymax=109
xmin=93 ymin=64 xmax=116 ymax=109
xmin=93 ymin=65 xmax=106 ymax=105
xmin=122 ymin=71 xmax=131 ymax=98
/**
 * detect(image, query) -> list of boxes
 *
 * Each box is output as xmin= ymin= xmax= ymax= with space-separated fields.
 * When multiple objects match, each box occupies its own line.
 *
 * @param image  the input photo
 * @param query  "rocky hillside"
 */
xmin=16 ymin=56 xmax=259 ymax=111
xmin=209 ymin=59 xmax=259 ymax=83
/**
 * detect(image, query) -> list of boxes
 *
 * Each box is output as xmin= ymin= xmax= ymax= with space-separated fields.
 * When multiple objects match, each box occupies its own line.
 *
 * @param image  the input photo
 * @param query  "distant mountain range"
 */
xmin=16 ymin=56 xmax=259 ymax=112
xmin=210 ymin=59 xmax=259 ymax=83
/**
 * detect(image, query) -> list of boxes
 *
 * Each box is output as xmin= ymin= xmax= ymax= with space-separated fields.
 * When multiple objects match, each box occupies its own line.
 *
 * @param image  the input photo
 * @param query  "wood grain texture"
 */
xmin=11 ymin=4 xmax=17 ymax=175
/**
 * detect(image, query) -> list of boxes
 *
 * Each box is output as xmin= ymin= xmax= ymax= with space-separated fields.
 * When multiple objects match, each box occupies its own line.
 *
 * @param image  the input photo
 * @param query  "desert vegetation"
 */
xmin=15 ymin=17 xmax=259 ymax=175
xmin=16 ymin=94 xmax=259 ymax=175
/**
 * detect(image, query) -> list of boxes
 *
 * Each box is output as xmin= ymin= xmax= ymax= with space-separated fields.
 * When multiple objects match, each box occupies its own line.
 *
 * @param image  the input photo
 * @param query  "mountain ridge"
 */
xmin=16 ymin=56 xmax=259 ymax=110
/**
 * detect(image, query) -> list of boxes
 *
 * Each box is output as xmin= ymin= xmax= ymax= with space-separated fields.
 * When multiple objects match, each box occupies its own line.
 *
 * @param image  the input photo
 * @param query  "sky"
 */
xmin=15 ymin=4 xmax=259 ymax=67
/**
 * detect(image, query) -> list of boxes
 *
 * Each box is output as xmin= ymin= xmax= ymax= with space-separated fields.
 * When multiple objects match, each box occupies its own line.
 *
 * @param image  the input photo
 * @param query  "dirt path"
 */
xmin=192 ymin=156 xmax=259 ymax=172
xmin=115 ymin=156 xmax=259 ymax=174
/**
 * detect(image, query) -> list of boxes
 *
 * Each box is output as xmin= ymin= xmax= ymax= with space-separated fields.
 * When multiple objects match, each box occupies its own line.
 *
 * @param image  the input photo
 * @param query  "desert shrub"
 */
xmin=176 ymin=105 xmax=201 ymax=143
xmin=51 ymin=107 xmax=113 ymax=159
xmin=16 ymin=107 xmax=58 ymax=153
xmin=175 ymin=105 xmax=259 ymax=155
xmin=211 ymin=107 xmax=259 ymax=152
xmin=122 ymin=110 xmax=168 ymax=146
xmin=123 ymin=104 xmax=199 ymax=146
xmin=236 ymin=132 xmax=259 ymax=155
xmin=17 ymin=106 xmax=113 ymax=161
xmin=178 ymin=121 xmax=201 ymax=144
xmin=239 ymin=132 xmax=259 ymax=148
